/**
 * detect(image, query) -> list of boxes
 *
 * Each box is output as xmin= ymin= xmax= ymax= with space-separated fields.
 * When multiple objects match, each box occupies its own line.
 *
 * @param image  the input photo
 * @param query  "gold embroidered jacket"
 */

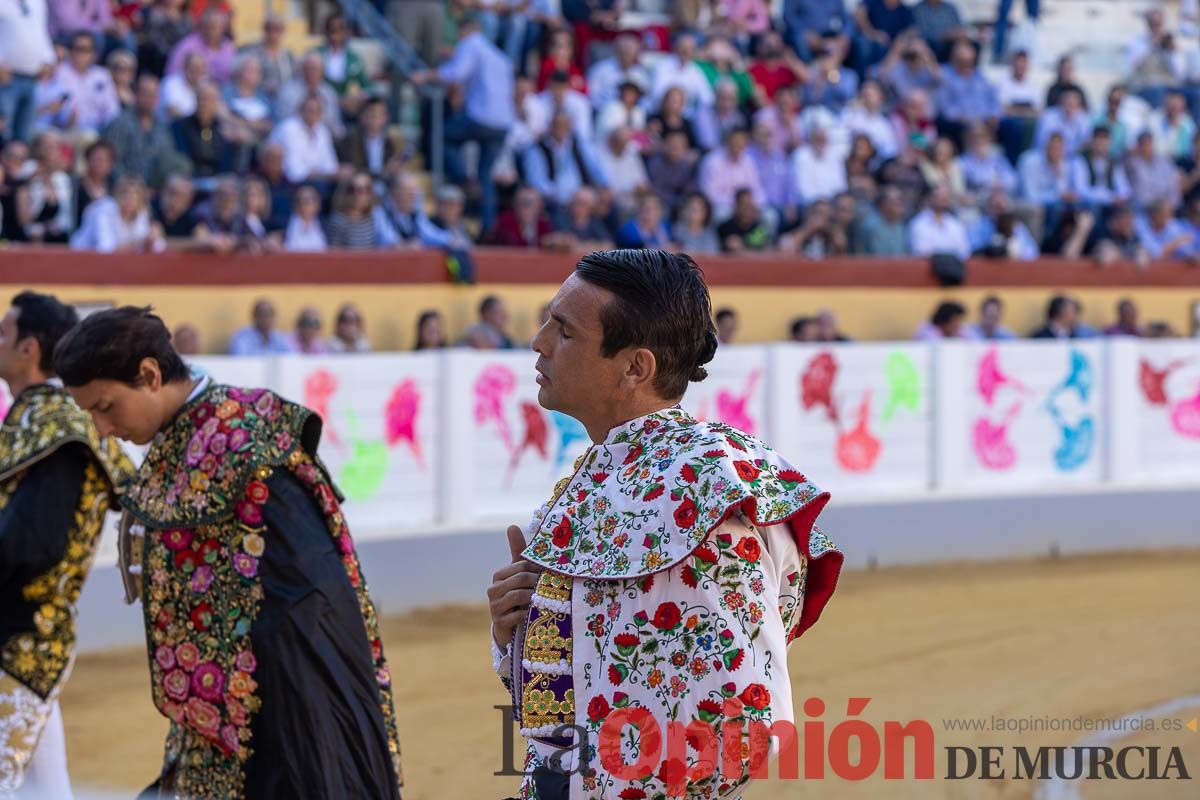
xmin=0 ymin=384 xmax=133 ymax=699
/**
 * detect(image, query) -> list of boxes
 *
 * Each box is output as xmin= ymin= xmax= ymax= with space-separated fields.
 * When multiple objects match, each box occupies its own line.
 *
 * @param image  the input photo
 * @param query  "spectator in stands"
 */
xmin=537 ymin=29 xmax=587 ymax=95
xmin=1092 ymin=85 xmax=1132 ymax=158
xmin=914 ymin=301 xmax=967 ymax=341
xmin=749 ymin=123 xmax=795 ymax=220
xmin=389 ymin=0 xmax=444 ymax=69
xmin=587 ymin=33 xmax=649 ymax=111
xmin=173 ymin=323 xmax=202 ymax=356
xmin=240 ymin=14 xmax=296 ymax=102
xmin=159 ymin=51 xmax=206 ymax=121
xmin=718 ymin=188 xmax=771 ymax=252
xmin=325 ymin=172 xmax=390 ymax=249
xmin=696 ymin=80 xmax=749 ymax=152
xmin=283 ymin=184 xmax=327 ymax=253
xmin=889 ymin=88 xmax=938 ymax=153
xmin=153 ymin=174 xmax=197 ymax=239
xmin=278 ymin=53 xmax=343 ymax=138
xmin=1076 ymin=127 xmax=1131 ymax=209
xmin=550 ymin=185 xmax=612 ymax=249
xmin=790 ymin=316 xmax=819 ymax=342
xmin=1135 ymin=198 xmax=1195 ymax=261
xmin=488 ymin=184 xmax=554 ymax=248
xmin=70 ymin=175 xmax=164 ymax=253
xmin=47 ymin=0 xmax=123 ymax=46
xmin=533 ymin=68 xmax=593 ymax=141
xmin=172 ymin=81 xmax=237 ymax=183
xmin=1089 ymin=203 xmax=1144 ymax=266
xmin=790 ymin=123 xmax=847 ymax=208
xmin=223 ymin=54 xmax=275 ymax=143
xmin=0 ymin=141 xmax=31 ymax=241
xmin=1127 ymin=13 xmax=1185 ymax=105
xmin=412 ymin=15 xmax=513 ymax=232
xmin=994 ymin=49 xmax=1042 ymax=162
xmin=191 ymin=176 xmax=245 ymax=253
xmin=803 ymin=45 xmax=859 ymax=113
xmin=1148 ymin=90 xmax=1196 ymax=163
xmin=290 ymin=307 xmax=328 ymax=355
xmin=843 ymin=79 xmax=899 ymax=161
xmin=879 ymin=31 xmax=941 ymax=105
xmin=104 ymin=74 xmax=182 ymax=188
xmin=270 ymin=95 xmax=341 ymax=185
xmin=337 ymin=97 xmax=399 ymax=181
xmin=1104 ymin=298 xmax=1142 ymax=337
xmin=844 ymin=133 xmax=879 ymax=197
xmin=959 ymin=124 xmax=1017 ymax=202
xmin=782 ymin=0 xmax=851 ymax=63
xmin=816 ymin=309 xmax=851 ymax=342
xmin=966 ymin=295 xmax=1017 ymax=340
xmin=645 ymin=129 xmax=699 ymax=215
xmin=909 ymin=184 xmax=970 ymax=259
xmin=375 ymin=173 xmax=434 ymax=248
xmin=856 ymin=185 xmax=911 ymax=255
xmin=696 ymin=36 xmax=756 ymax=108
xmin=912 ymin=0 xmax=964 ymax=59
xmin=414 ymin=309 xmax=447 ymax=351
xmin=523 ymin=110 xmax=608 ymax=210
xmin=253 ymin=142 xmax=293 ymax=229
xmin=647 ymin=87 xmax=701 ymax=151
xmin=141 ymin=0 xmax=192 ymax=78
xmin=107 ymin=49 xmax=137 ymax=111
xmin=318 ymin=12 xmax=370 ymax=122
xmin=463 ymin=295 xmax=514 ymax=349
xmin=23 ymin=131 xmax=73 ymax=244
xmin=970 ymin=190 xmax=1039 ymax=260
xmin=753 ymin=84 xmax=804 ymax=155
xmin=715 ymin=307 xmax=739 ymax=345
xmin=595 ymin=75 xmax=648 ymax=149
xmin=167 ymin=8 xmax=236 ymax=83
xmin=616 ymin=192 xmax=673 ymax=249
xmin=748 ymin=31 xmax=807 ymax=106
xmin=1126 ymin=130 xmax=1182 ymax=210
xmin=1041 ymin=206 xmax=1095 ymax=258
xmin=650 ymin=32 xmax=714 ymax=113
xmin=699 ymin=126 xmax=764 ymax=220
xmin=327 ymin=303 xmax=371 ymax=353
xmin=918 ymin=137 xmax=968 ymax=210
xmin=1030 ymin=295 xmax=1081 ymax=339
xmin=854 ymin=0 xmax=915 ymax=71
xmin=1045 ymin=54 xmax=1087 ymax=110
xmin=228 ymin=299 xmax=295 ymax=355
xmin=598 ymin=127 xmax=649 ymax=216
xmin=47 ymin=31 xmax=122 ymax=135
xmin=936 ymin=40 xmax=999 ymax=147
xmin=1018 ymin=132 xmax=1082 ymax=231
xmin=428 ymin=185 xmax=474 ymax=250
xmin=0 ymin=0 xmax=55 ymax=145
xmin=240 ymin=177 xmax=281 ymax=253
xmin=74 ymin=140 xmax=114 ymax=229
xmin=778 ymin=198 xmax=838 ymax=257
xmin=672 ymin=191 xmax=720 ymax=254
xmin=1035 ymin=88 xmax=1092 ymax=156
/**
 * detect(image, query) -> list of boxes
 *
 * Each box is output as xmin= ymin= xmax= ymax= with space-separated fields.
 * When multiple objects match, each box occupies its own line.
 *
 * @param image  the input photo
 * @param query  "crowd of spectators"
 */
xmin=190 ymin=289 xmax=1174 ymax=360
xmin=0 ymin=1 xmax=1199 ymax=265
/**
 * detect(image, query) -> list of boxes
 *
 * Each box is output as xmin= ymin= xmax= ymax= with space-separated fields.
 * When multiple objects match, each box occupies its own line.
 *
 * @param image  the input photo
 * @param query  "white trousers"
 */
xmin=0 ymin=671 xmax=73 ymax=800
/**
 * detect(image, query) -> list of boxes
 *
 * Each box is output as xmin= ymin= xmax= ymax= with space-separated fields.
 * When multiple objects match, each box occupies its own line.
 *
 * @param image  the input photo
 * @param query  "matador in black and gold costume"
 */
xmin=0 ymin=293 xmax=133 ymax=797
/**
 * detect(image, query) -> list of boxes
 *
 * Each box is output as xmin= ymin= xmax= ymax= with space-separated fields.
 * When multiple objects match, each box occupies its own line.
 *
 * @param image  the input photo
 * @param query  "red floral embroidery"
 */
xmin=622 ymin=444 xmax=643 ymax=465
xmin=680 ymin=464 xmax=697 ymax=483
xmin=733 ymin=460 xmax=760 ymax=481
xmin=551 ymin=517 xmax=573 ymax=548
xmin=733 ymin=537 xmax=761 ymax=563
xmin=778 ymin=469 xmax=806 ymax=483
xmin=739 ymin=683 xmax=771 ymax=710
xmin=587 ymin=695 xmax=611 ymax=723
xmin=673 ymin=497 xmax=698 ymax=528
xmin=651 ymin=602 xmax=682 ymax=631
xmin=643 ymin=483 xmax=664 ymax=501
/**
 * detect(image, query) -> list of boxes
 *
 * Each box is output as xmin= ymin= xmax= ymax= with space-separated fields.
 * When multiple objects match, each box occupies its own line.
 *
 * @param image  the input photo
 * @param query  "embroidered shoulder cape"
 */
xmin=0 ymin=384 xmax=133 ymax=698
xmin=119 ymin=383 xmax=402 ymax=799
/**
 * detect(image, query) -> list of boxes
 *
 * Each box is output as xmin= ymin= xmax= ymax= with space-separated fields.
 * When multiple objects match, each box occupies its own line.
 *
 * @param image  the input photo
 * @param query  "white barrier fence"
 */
xmin=2 ymin=340 xmax=1197 ymax=563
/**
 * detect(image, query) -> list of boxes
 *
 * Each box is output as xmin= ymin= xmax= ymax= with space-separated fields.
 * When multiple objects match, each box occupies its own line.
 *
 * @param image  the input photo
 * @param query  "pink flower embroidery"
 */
xmin=155 ymin=645 xmax=176 ymax=671
xmin=185 ymin=697 xmax=221 ymax=739
xmin=190 ymin=662 xmax=225 ymax=703
xmin=163 ymin=669 xmax=190 ymax=701
xmin=232 ymin=553 xmax=259 ymax=579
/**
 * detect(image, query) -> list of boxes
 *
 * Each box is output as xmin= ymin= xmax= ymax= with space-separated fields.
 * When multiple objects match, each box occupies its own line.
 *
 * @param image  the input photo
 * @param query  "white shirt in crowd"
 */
xmin=994 ymin=72 xmax=1043 ymax=110
xmin=909 ymin=208 xmax=972 ymax=260
xmin=158 ymin=72 xmax=197 ymax=119
xmin=790 ymin=144 xmax=848 ymax=206
xmin=0 ymin=0 xmax=54 ymax=75
xmin=586 ymin=57 xmax=650 ymax=110
xmin=597 ymin=141 xmax=649 ymax=211
xmin=269 ymin=116 xmax=339 ymax=183
xmin=531 ymin=88 xmax=593 ymax=141
xmin=841 ymin=104 xmax=899 ymax=159
xmin=650 ymin=56 xmax=714 ymax=109
xmin=46 ymin=62 xmax=121 ymax=133
xmin=70 ymin=197 xmax=161 ymax=253
xmin=284 ymin=215 xmax=329 ymax=252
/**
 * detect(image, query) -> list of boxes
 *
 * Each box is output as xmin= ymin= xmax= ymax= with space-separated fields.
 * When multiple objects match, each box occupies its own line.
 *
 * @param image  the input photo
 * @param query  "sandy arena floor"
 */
xmin=61 ymin=550 xmax=1200 ymax=799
